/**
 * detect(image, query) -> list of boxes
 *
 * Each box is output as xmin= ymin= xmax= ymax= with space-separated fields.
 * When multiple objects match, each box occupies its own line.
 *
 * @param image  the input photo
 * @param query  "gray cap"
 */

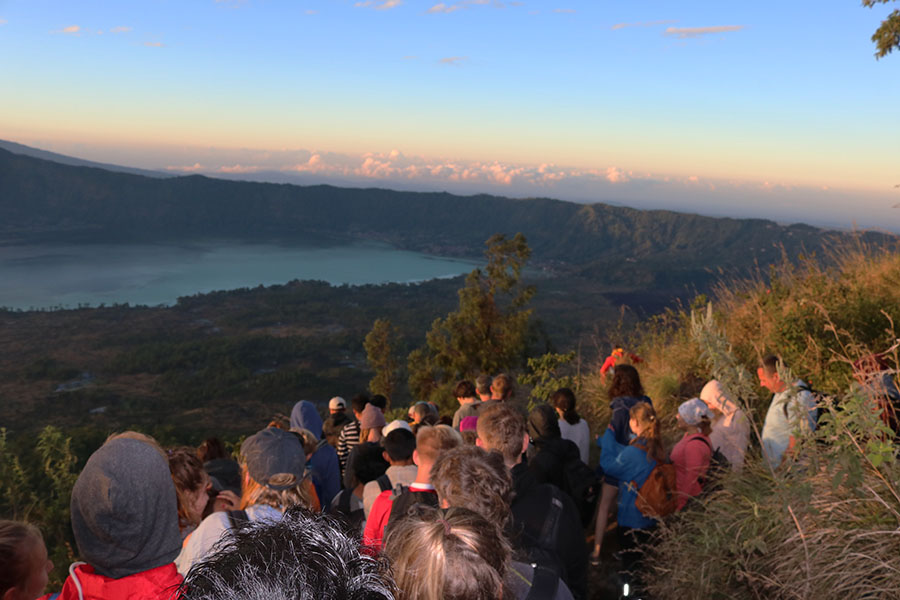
xmin=241 ymin=427 xmax=306 ymax=491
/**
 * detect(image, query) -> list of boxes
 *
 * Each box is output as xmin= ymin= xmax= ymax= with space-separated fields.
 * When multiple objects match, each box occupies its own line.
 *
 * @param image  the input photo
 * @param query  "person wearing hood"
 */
xmin=40 ymin=433 xmax=183 ymax=600
xmin=525 ymin=404 xmax=582 ymax=493
xmin=175 ymin=427 xmax=318 ymax=576
xmin=290 ymin=400 xmax=341 ymax=507
xmin=700 ymin=380 xmax=750 ymax=472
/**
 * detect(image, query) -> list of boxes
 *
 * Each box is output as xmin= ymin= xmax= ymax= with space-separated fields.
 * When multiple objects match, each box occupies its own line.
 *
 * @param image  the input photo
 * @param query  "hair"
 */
xmin=474 ymin=375 xmax=493 ymax=396
xmin=551 ymin=387 xmax=580 ymax=425
xmin=762 ymin=354 xmax=782 ymax=374
xmin=351 ymin=394 xmax=370 ymax=414
xmin=382 ymin=429 xmax=416 ymax=462
xmin=697 ymin=417 xmax=713 ymax=437
xmin=476 ymin=403 xmax=525 ymax=465
xmin=460 ymin=430 xmax=478 ymax=446
xmin=359 ymin=427 xmax=384 ymax=445
xmin=239 ymin=466 xmax=317 ymax=512
xmin=0 ymin=520 xmax=43 ymax=597
xmin=431 ymin=446 xmax=512 ymax=526
xmin=415 ymin=425 xmax=463 ymax=465
xmin=410 ymin=402 xmax=439 ymax=425
xmin=198 ymin=437 xmax=229 ymax=463
xmin=384 ymin=505 xmax=510 ymax=600
xmin=453 ymin=380 xmax=477 ymax=399
xmin=180 ymin=506 xmax=394 ymax=600
xmin=608 ymin=364 xmax=644 ymax=399
xmin=369 ymin=395 xmax=388 ymax=411
xmin=629 ymin=402 xmax=665 ymax=463
xmin=167 ymin=447 xmax=209 ymax=530
xmin=490 ymin=373 xmax=514 ymax=399
xmin=293 ymin=429 xmax=319 ymax=457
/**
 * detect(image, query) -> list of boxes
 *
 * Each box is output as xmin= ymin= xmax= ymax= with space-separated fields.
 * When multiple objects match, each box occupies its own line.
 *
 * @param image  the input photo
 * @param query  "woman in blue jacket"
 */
xmin=599 ymin=401 xmax=664 ymax=594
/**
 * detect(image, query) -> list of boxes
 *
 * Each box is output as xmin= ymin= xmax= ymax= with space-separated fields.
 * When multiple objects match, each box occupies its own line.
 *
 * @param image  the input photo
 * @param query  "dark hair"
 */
xmin=608 ymin=364 xmax=644 ymax=399
xmin=551 ymin=387 xmax=580 ymax=425
xmin=453 ymin=380 xmax=477 ymax=399
xmin=351 ymin=394 xmax=370 ymax=414
xmin=369 ymin=395 xmax=388 ymax=411
xmin=0 ymin=520 xmax=42 ymax=596
xmin=491 ymin=374 xmax=514 ymax=399
xmin=382 ymin=429 xmax=416 ymax=462
xmin=762 ymin=354 xmax=782 ymax=373
xmin=353 ymin=442 xmax=390 ymax=484
xmin=431 ymin=446 xmax=512 ymax=526
xmin=167 ymin=447 xmax=208 ymax=529
xmin=198 ymin=437 xmax=229 ymax=463
xmin=180 ymin=507 xmax=394 ymax=600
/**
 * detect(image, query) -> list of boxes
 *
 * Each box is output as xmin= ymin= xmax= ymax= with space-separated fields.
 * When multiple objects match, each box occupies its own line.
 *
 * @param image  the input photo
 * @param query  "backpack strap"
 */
xmin=227 ymin=509 xmax=249 ymax=531
xmin=688 ymin=435 xmax=712 ymax=450
xmin=336 ymin=489 xmax=351 ymax=514
xmin=376 ymin=473 xmax=392 ymax=492
xmin=539 ymin=489 xmax=564 ymax=543
xmin=525 ymin=564 xmax=560 ymax=600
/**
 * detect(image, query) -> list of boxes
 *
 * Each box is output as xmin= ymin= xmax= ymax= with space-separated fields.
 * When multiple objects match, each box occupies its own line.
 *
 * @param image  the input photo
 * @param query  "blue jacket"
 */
xmin=308 ymin=440 xmax=341 ymax=507
xmin=598 ymin=428 xmax=657 ymax=530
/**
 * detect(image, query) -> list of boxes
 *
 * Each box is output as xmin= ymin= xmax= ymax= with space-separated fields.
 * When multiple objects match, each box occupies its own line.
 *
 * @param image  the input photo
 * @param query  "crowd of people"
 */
xmin=3 ymin=353 xmax=896 ymax=600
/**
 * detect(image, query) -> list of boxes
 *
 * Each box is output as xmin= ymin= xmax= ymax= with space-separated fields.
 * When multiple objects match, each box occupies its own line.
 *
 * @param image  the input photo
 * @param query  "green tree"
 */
xmin=864 ymin=0 xmax=900 ymax=58
xmin=364 ymin=318 xmax=401 ymax=407
xmin=408 ymin=233 xmax=535 ymax=410
xmin=518 ymin=350 xmax=577 ymax=410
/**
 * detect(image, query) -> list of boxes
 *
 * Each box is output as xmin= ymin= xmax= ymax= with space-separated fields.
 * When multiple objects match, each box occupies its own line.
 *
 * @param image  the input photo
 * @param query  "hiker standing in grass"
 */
xmin=670 ymin=398 xmax=714 ymax=510
xmin=700 ymin=379 xmax=750 ymax=471
xmin=598 ymin=402 xmax=663 ymax=596
xmin=758 ymin=355 xmax=817 ymax=469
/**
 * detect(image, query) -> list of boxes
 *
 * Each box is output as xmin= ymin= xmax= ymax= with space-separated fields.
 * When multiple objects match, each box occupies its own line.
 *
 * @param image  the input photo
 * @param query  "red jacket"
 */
xmin=40 ymin=563 xmax=182 ymax=600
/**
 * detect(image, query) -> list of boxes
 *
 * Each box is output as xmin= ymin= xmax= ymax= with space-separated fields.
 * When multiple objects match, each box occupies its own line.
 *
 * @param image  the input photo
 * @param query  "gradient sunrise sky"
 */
xmin=1 ymin=0 xmax=898 ymax=230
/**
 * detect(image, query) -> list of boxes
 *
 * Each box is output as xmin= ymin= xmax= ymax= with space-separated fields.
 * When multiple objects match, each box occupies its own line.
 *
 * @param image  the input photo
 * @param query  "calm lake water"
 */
xmin=0 ymin=241 xmax=479 ymax=310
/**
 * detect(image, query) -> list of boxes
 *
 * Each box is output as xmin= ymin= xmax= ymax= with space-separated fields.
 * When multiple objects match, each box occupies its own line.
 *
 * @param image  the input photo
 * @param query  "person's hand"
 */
xmin=212 ymin=490 xmax=240 ymax=512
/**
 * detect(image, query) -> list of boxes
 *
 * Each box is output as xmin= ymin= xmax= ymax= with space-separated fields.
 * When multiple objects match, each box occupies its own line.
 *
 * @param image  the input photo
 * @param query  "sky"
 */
xmin=1 ymin=0 xmax=898 ymax=231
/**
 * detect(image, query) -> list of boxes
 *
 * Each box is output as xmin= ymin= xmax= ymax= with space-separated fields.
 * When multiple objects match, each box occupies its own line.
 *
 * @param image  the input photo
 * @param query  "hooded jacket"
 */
xmin=290 ymin=400 xmax=340 ymax=506
xmin=526 ymin=404 xmax=582 ymax=492
xmin=290 ymin=400 xmax=324 ymax=439
xmin=41 ymin=563 xmax=182 ymax=600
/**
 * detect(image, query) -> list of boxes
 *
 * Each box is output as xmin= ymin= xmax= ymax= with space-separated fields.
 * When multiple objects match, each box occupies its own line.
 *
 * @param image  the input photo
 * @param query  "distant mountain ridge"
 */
xmin=0 ymin=139 xmax=172 ymax=179
xmin=0 ymin=145 xmax=892 ymax=289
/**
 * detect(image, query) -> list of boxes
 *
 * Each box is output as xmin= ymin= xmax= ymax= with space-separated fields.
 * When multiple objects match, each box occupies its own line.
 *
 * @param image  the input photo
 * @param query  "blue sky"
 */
xmin=1 ymin=0 xmax=898 ymax=230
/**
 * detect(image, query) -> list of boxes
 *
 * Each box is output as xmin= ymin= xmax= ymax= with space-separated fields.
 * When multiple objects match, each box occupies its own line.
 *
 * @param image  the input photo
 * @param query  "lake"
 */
xmin=0 ymin=241 xmax=479 ymax=310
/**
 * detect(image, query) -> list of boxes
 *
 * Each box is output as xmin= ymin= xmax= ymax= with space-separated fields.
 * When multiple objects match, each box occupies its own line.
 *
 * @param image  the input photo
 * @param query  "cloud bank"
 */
xmin=664 ymin=25 xmax=744 ymax=39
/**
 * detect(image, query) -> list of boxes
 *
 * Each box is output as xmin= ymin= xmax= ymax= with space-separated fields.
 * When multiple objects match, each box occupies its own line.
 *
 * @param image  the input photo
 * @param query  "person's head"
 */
xmin=167 ymin=447 xmax=211 ymax=532
xmin=351 ymin=394 xmax=370 ymax=419
xmin=180 ymin=507 xmax=394 ymax=600
xmin=292 ymin=428 xmax=320 ymax=457
xmin=197 ymin=437 xmax=229 ymax=463
xmin=328 ymin=396 xmax=347 ymax=415
xmin=359 ymin=403 xmax=387 ymax=444
xmin=413 ymin=425 xmax=463 ymax=477
xmin=369 ymin=394 xmax=388 ymax=411
xmin=758 ymin=354 xmax=786 ymax=392
xmin=350 ymin=442 xmax=390 ymax=489
xmin=551 ymin=387 xmax=580 ymax=425
xmin=628 ymin=402 xmax=665 ymax=463
xmin=677 ymin=398 xmax=714 ymax=436
xmin=475 ymin=403 xmax=528 ymax=468
xmin=699 ymin=380 xmax=735 ymax=416
xmin=489 ymin=374 xmax=513 ymax=401
xmin=475 ymin=375 xmax=493 ymax=401
xmin=459 ymin=416 xmax=479 ymax=446
xmin=0 ymin=521 xmax=52 ymax=600
xmin=72 ymin=433 xmax=181 ymax=579
xmin=384 ymin=505 xmax=510 ymax=600
xmin=608 ymin=364 xmax=644 ymax=399
xmin=239 ymin=427 xmax=314 ymax=512
xmin=408 ymin=401 xmax=437 ymax=426
xmin=290 ymin=400 xmax=323 ymax=440
xmin=453 ymin=380 xmax=477 ymax=405
xmin=382 ymin=429 xmax=416 ymax=466
xmin=431 ymin=445 xmax=512 ymax=527
xmin=526 ymin=403 xmax=561 ymax=444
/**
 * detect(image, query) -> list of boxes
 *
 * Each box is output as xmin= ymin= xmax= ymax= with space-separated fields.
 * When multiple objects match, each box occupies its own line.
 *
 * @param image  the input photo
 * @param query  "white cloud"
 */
xmin=664 ymin=25 xmax=744 ymax=39
xmin=356 ymin=0 xmax=403 ymax=9
xmin=110 ymin=26 xmax=132 ymax=33
xmin=54 ymin=25 xmax=80 ymax=34
xmin=427 ymin=0 xmax=498 ymax=14
xmin=305 ymin=9 xmax=318 ymax=15
xmin=144 ymin=41 xmax=165 ymax=47
xmin=611 ymin=19 xmax=677 ymax=30
xmin=553 ymin=8 xmax=576 ymax=14
xmin=0 ymin=19 xmax=7 ymax=26
xmin=439 ymin=56 xmax=467 ymax=65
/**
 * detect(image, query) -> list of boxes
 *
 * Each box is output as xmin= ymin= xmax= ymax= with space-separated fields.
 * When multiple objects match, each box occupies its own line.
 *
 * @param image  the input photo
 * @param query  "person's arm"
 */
xmin=598 ymin=428 xmax=633 ymax=480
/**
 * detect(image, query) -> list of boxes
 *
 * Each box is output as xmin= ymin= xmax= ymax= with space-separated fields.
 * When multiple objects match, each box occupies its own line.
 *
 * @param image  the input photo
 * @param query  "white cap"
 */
xmin=382 ymin=419 xmax=413 ymax=437
xmin=329 ymin=396 xmax=346 ymax=410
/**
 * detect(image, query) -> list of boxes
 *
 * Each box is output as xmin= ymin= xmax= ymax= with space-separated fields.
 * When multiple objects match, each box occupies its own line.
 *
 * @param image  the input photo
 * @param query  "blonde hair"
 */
xmin=384 ymin=506 xmax=510 ymax=600
xmin=415 ymin=425 xmax=463 ymax=464
xmin=0 ymin=520 xmax=43 ymax=596
xmin=239 ymin=469 xmax=319 ymax=512
xmin=630 ymin=402 xmax=666 ymax=463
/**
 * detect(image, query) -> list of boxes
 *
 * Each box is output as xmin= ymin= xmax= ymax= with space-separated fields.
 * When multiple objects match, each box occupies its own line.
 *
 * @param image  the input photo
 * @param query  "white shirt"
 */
xmin=761 ymin=380 xmax=816 ymax=469
xmin=558 ymin=418 xmax=590 ymax=464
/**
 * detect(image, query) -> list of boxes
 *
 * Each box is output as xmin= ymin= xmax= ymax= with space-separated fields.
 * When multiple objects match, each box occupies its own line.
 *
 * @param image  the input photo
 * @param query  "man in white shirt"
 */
xmin=759 ymin=355 xmax=817 ymax=469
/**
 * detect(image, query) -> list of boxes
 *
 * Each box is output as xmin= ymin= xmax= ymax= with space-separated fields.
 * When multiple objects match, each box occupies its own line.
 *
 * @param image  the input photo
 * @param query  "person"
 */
xmin=42 ymin=433 xmax=184 ymax=600
xmin=479 ymin=373 xmax=514 ymax=412
xmin=525 ymin=404 xmax=582 ymax=492
xmin=459 ymin=416 xmax=479 ymax=445
xmin=429 ymin=446 xmax=576 ymax=600
xmin=384 ymin=505 xmax=510 ymax=600
xmin=290 ymin=400 xmax=341 ymax=507
xmin=363 ymin=425 xmax=462 ymax=552
xmin=176 ymin=426 xmax=318 ymax=575
xmin=759 ymin=355 xmax=817 ymax=469
xmin=408 ymin=402 xmax=438 ymax=428
xmin=179 ymin=506 xmax=394 ymax=600
xmin=591 ymin=364 xmax=652 ymax=564
xmin=167 ymin=447 xmax=237 ymax=540
xmin=552 ymin=388 xmax=590 ymax=464
xmin=598 ymin=402 xmax=663 ymax=596
xmin=359 ymin=403 xmax=388 ymax=444
xmin=369 ymin=394 xmax=388 ymax=412
xmin=670 ymin=398 xmax=714 ymax=510
xmin=475 ymin=374 xmax=493 ymax=403
xmin=1 ymin=521 xmax=53 ymax=600
xmin=337 ymin=394 xmax=370 ymax=474
xmin=476 ymin=404 xmax=588 ymax=600
xmin=327 ymin=442 xmax=388 ymax=536
xmin=700 ymin=380 xmax=750 ymax=471
xmin=322 ymin=396 xmax=351 ymax=449
xmin=853 ymin=353 xmax=900 ymax=437
xmin=451 ymin=380 xmax=481 ymax=430
xmin=197 ymin=438 xmax=241 ymax=502
xmin=362 ymin=428 xmax=417 ymax=518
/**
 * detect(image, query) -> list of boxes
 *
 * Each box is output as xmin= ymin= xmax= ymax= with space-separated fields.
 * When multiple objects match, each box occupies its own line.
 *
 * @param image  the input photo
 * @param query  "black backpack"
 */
xmin=516 ymin=486 xmax=566 ymax=578
xmin=385 ymin=484 xmax=439 ymax=532
xmin=560 ymin=455 xmax=602 ymax=528
xmin=688 ymin=436 xmax=731 ymax=490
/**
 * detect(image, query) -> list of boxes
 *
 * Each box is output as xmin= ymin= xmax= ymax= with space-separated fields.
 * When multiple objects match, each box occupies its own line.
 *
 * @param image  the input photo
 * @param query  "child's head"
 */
xmin=0 ymin=520 xmax=53 ymax=600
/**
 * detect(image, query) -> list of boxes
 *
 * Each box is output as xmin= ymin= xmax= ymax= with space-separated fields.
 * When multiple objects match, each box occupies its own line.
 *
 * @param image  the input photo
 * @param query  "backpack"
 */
xmin=385 ymin=484 xmax=439 ymax=531
xmin=517 ymin=486 xmax=566 ymax=578
xmin=782 ymin=383 xmax=823 ymax=428
xmin=560 ymin=455 xmax=602 ymax=528
xmin=632 ymin=462 xmax=678 ymax=519
xmin=687 ymin=435 xmax=731 ymax=492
